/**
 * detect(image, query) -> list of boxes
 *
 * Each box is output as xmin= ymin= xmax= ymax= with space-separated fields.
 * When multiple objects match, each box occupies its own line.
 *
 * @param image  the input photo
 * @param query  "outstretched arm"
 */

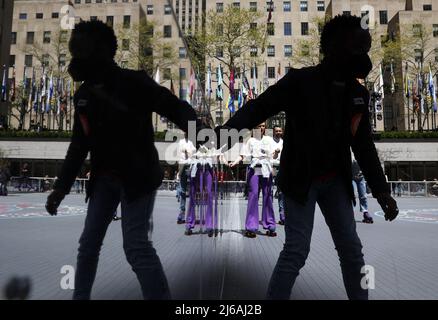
xmin=224 ymin=70 xmax=294 ymax=131
xmin=141 ymin=72 xmax=197 ymax=133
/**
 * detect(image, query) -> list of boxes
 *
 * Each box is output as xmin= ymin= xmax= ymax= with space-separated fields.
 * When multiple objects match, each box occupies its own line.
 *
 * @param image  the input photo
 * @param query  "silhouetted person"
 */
xmin=221 ymin=15 xmax=399 ymax=300
xmin=45 ymin=21 xmax=198 ymax=300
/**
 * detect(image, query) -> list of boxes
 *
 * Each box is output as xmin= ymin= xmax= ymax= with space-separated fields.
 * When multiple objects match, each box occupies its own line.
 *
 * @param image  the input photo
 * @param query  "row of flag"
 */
xmin=373 ymin=62 xmax=437 ymax=115
xmin=0 ymin=65 xmax=75 ymax=115
xmin=404 ymin=63 xmax=437 ymax=113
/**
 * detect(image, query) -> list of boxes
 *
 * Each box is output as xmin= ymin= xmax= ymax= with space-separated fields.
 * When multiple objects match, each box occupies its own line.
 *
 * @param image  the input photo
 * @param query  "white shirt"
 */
xmin=177 ymin=138 xmax=196 ymax=165
xmin=271 ymin=137 xmax=283 ymax=166
xmin=242 ymin=136 xmax=275 ymax=176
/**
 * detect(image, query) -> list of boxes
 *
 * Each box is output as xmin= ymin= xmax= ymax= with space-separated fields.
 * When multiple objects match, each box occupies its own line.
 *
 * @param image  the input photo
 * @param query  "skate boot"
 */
xmin=362 ymin=211 xmax=374 ymax=224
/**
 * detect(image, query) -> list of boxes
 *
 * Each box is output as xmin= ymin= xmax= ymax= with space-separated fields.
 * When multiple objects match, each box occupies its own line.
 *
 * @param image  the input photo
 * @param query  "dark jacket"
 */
xmin=225 ymin=63 xmax=390 ymax=205
xmin=53 ymin=66 xmax=197 ymax=202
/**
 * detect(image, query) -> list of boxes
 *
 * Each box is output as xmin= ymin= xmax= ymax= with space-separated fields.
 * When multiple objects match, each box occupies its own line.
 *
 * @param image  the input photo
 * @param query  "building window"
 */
xmin=36 ymin=13 xmax=43 ymax=19
xmin=268 ymin=67 xmax=275 ymax=79
xmin=26 ymin=32 xmax=35 ymax=45
xmin=179 ymin=47 xmax=187 ymax=58
xmin=267 ymin=45 xmax=275 ymax=57
xmin=42 ymin=54 xmax=50 ymax=67
xmin=147 ymin=5 xmax=153 ymax=15
xmin=163 ymin=68 xmax=171 ymax=80
xmin=123 ymin=15 xmax=131 ymax=28
xmin=232 ymin=2 xmax=240 ymax=9
xmin=52 ymin=12 xmax=59 ymax=18
xmin=423 ymin=4 xmax=432 ymax=11
xmin=164 ymin=25 xmax=172 ymax=38
xmin=435 ymin=48 xmax=438 ymax=62
xmin=250 ymin=46 xmax=258 ymax=57
xmin=43 ymin=31 xmax=51 ymax=44
xmin=179 ymin=67 xmax=186 ymax=79
xmin=267 ymin=23 xmax=275 ymax=36
xmin=415 ymin=49 xmax=422 ymax=62
xmin=283 ymin=1 xmax=291 ymax=12
xmin=25 ymin=55 xmax=33 ymax=67
xmin=59 ymin=54 xmax=67 ymax=67
xmin=11 ymin=32 xmax=17 ymax=45
xmin=434 ymin=25 xmax=438 ymax=37
xmin=343 ymin=11 xmax=351 ymax=16
xmin=85 ymin=0 xmax=91 ymax=3
xmin=250 ymin=2 xmax=257 ymax=12
xmin=301 ymin=22 xmax=309 ymax=36
xmin=284 ymin=22 xmax=292 ymax=35
xmin=216 ymin=3 xmax=223 ymax=13
xmin=284 ymin=45 xmax=292 ymax=57
xmin=216 ymin=47 xmax=224 ymax=57
xmin=90 ymin=16 xmax=97 ymax=21
xmin=285 ymin=66 xmax=291 ymax=73
xmin=106 ymin=16 xmax=114 ymax=28
xmin=10 ymin=55 xmax=15 ymax=67
xmin=250 ymin=22 xmax=257 ymax=30
xmin=379 ymin=11 xmax=388 ymax=25
xmin=75 ymin=0 xmax=81 ymax=4
xmin=250 ymin=67 xmax=258 ymax=79
xmin=60 ymin=30 xmax=68 ymax=43
xmin=19 ymin=13 xmax=27 ymax=20
xmin=300 ymin=1 xmax=308 ymax=12
xmin=164 ymin=4 xmax=172 ymax=14
xmin=317 ymin=1 xmax=325 ymax=11
xmin=122 ymin=39 xmax=130 ymax=51
xmin=413 ymin=24 xmax=422 ymax=36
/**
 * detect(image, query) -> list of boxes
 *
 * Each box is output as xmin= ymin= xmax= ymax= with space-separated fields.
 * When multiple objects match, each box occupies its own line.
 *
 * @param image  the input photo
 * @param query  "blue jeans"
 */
xmin=267 ymin=175 xmax=367 ymax=300
xmin=73 ymin=174 xmax=171 ymax=300
xmin=352 ymin=176 xmax=368 ymax=212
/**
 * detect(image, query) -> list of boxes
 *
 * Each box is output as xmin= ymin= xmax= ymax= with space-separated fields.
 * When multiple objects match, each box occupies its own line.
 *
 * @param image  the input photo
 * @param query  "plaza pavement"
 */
xmin=0 ymin=191 xmax=437 ymax=300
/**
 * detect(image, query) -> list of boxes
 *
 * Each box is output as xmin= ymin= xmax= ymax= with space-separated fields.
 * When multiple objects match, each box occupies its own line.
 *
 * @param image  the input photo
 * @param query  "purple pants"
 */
xmin=186 ymin=166 xmax=215 ymax=231
xmin=246 ymin=168 xmax=276 ymax=232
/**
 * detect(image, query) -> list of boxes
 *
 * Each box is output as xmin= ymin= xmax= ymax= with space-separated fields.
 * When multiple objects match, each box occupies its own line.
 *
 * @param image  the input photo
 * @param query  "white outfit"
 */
xmin=271 ymin=137 xmax=283 ymax=167
xmin=177 ymin=138 xmax=197 ymax=166
xmin=242 ymin=136 xmax=275 ymax=178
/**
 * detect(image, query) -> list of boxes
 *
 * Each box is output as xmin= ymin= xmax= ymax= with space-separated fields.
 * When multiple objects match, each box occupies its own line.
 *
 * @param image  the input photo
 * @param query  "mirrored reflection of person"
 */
xmin=230 ymin=122 xmax=277 ymax=238
xmin=45 ymin=21 xmax=199 ymax=300
xmin=176 ymin=133 xmax=196 ymax=224
xmin=221 ymin=15 xmax=399 ymax=300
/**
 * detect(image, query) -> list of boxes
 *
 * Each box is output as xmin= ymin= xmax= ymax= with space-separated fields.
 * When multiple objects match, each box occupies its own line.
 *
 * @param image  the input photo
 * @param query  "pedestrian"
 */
xmin=45 ymin=20 xmax=200 ymax=300
xmin=352 ymin=157 xmax=373 ymax=223
xmin=220 ymin=15 xmax=399 ymax=300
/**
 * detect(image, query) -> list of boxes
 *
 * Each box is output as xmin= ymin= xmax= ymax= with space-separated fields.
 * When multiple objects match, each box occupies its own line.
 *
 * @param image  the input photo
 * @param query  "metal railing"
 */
xmin=5 ymin=177 xmax=438 ymax=198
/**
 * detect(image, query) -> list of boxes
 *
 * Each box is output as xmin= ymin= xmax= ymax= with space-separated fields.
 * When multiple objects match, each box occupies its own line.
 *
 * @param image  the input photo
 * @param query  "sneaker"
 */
xmin=278 ymin=220 xmax=285 ymax=226
xmin=266 ymin=230 xmax=277 ymax=237
xmin=362 ymin=212 xmax=374 ymax=224
xmin=207 ymin=229 xmax=214 ymax=237
xmin=185 ymin=229 xmax=193 ymax=236
xmin=244 ymin=230 xmax=257 ymax=238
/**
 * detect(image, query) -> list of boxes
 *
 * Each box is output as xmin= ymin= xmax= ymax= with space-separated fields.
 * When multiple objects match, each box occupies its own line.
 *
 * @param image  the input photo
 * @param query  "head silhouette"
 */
xmin=68 ymin=20 xmax=118 ymax=81
xmin=321 ymin=15 xmax=372 ymax=79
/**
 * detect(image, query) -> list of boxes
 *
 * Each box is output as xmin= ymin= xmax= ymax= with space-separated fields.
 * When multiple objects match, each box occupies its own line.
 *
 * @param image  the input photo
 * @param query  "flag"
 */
xmin=418 ymin=73 xmax=424 ymax=113
xmin=237 ymin=80 xmax=244 ymax=109
xmin=412 ymin=73 xmax=419 ymax=113
xmin=252 ymin=62 xmax=258 ymax=97
xmin=374 ymin=64 xmax=384 ymax=100
xmin=154 ymin=67 xmax=160 ymax=84
xmin=267 ymin=0 xmax=273 ymax=23
xmin=10 ymin=66 xmax=16 ymax=102
xmin=216 ymin=65 xmax=223 ymax=101
xmin=243 ymin=75 xmax=252 ymax=100
xmin=229 ymin=68 xmax=235 ymax=100
xmin=404 ymin=63 xmax=410 ymax=98
xmin=46 ymin=72 xmax=54 ymax=113
xmin=227 ymin=94 xmax=235 ymax=113
xmin=263 ymin=62 xmax=269 ymax=92
xmin=1 ymin=66 xmax=6 ymax=102
xmin=206 ymin=64 xmax=212 ymax=100
xmin=40 ymin=68 xmax=47 ymax=113
xmin=390 ymin=62 xmax=396 ymax=94
xmin=429 ymin=66 xmax=437 ymax=113
xmin=189 ymin=68 xmax=195 ymax=102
